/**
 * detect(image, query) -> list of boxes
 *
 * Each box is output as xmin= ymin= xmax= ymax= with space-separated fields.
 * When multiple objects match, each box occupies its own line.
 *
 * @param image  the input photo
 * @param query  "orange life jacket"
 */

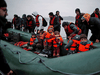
xmin=53 ymin=36 xmax=63 ymax=47
xmin=14 ymin=41 xmax=28 ymax=47
xmin=4 ymin=33 xmax=9 ymax=37
xmin=36 ymin=15 xmax=40 ymax=27
xmin=94 ymin=13 xmax=99 ymax=18
xmin=50 ymin=16 xmax=55 ymax=26
xmin=44 ymin=32 xmax=55 ymax=47
xmin=78 ymin=42 xmax=93 ymax=52
xmin=26 ymin=20 xmax=33 ymax=28
xmin=70 ymin=40 xmax=80 ymax=51
xmin=30 ymin=38 xmax=36 ymax=45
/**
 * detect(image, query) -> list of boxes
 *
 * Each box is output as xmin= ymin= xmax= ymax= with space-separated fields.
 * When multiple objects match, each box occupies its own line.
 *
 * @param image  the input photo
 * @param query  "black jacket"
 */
xmin=0 ymin=16 xmax=11 ymax=74
xmin=88 ymin=17 xmax=100 ymax=39
xmin=50 ymin=15 xmax=60 ymax=28
xmin=75 ymin=13 xmax=89 ymax=35
xmin=91 ymin=12 xmax=100 ymax=19
xmin=12 ymin=17 xmax=21 ymax=27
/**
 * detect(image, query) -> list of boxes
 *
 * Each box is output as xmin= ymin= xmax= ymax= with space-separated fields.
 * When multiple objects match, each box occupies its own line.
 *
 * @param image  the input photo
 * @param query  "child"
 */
xmin=53 ymin=31 xmax=63 ymax=57
xmin=36 ymin=29 xmax=46 ymax=51
xmin=29 ymin=33 xmax=37 ymax=45
xmin=28 ymin=33 xmax=38 ymax=51
xmin=41 ymin=26 xmax=54 ymax=57
xmin=65 ymin=34 xmax=80 ymax=55
xmin=78 ymin=34 xmax=94 ymax=53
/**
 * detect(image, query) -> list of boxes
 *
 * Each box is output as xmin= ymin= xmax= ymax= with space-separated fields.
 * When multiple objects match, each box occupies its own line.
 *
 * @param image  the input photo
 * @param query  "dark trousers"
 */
xmin=90 ymin=34 xmax=99 ymax=43
xmin=54 ymin=26 xmax=60 ymax=32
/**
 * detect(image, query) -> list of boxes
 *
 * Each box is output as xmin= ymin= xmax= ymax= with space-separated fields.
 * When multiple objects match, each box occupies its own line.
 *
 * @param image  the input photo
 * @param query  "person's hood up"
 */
xmin=81 ymin=13 xmax=90 ymax=22
xmin=32 ymin=12 xmax=38 ymax=16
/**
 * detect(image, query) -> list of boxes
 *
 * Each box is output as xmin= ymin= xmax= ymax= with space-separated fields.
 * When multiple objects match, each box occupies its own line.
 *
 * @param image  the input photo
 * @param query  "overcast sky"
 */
xmin=5 ymin=0 xmax=100 ymax=19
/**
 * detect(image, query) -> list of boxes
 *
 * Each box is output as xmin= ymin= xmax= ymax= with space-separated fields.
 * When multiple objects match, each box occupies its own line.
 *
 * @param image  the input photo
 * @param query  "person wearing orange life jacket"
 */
xmin=26 ymin=15 xmax=36 ymax=33
xmin=78 ymin=34 xmax=94 ymax=53
xmin=49 ymin=12 xmax=60 ymax=32
xmin=81 ymin=13 xmax=100 ymax=43
xmin=55 ymin=11 xmax=63 ymax=25
xmin=27 ymin=33 xmax=38 ymax=51
xmin=62 ymin=22 xmax=81 ymax=39
xmin=64 ymin=34 xmax=80 ymax=55
xmin=41 ymin=26 xmax=55 ymax=57
xmin=75 ymin=8 xmax=88 ymax=35
xmin=91 ymin=8 xmax=100 ymax=19
xmin=29 ymin=33 xmax=38 ymax=45
xmin=32 ymin=12 xmax=44 ymax=34
xmin=53 ymin=31 xmax=63 ymax=57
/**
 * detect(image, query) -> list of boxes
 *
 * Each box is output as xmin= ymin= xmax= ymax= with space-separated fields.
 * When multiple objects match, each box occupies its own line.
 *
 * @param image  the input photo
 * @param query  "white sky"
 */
xmin=5 ymin=0 xmax=100 ymax=19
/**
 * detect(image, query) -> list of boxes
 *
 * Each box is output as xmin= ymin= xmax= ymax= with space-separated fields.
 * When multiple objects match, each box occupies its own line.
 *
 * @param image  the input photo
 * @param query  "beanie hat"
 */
xmin=0 ymin=0 xmax=7 ymax=7
xmin=62 ymin=22 xmax=70 ymax=27
xmin=49 ymin=12 xmax=54 ymax=16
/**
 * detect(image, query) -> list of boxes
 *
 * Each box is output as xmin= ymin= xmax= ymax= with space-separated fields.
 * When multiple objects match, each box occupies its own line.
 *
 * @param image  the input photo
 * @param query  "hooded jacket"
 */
xmin=21 ymin=14 xmax=27 ymax=27
xmin=83 ymin=13 xmax=100 ymax=39
xmin=91 ymin=11 xmax=100 ymax=19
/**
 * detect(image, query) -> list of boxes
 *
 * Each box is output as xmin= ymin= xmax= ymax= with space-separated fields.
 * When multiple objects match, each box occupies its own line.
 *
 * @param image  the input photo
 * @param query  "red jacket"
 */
xmin=50 ymin=16 xmax=55 ymax=26
xmin=65 ymin=23 xmax=81 ymax=35
xmin=36 ymin=15 xmax=40 ymax=27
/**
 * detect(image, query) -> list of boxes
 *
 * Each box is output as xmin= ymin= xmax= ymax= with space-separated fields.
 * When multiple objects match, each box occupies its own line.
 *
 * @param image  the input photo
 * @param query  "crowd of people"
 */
xmin=0 ymin=0 xmax=100 ymax=74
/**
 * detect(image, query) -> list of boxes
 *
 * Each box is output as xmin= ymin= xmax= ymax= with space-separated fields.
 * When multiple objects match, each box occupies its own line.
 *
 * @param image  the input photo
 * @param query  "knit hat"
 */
xmin=0 ymin=0 xmax=7 ymax=7
xmin=62 ymin=22 xmax=70 ymax=27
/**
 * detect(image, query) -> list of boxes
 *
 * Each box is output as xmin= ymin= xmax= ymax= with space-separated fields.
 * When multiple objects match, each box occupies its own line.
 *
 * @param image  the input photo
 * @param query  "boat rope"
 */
xmin=1 ymin=44 xmax=38 ymax=64
xmin=1 ymin=44 xmax=100 ymax=75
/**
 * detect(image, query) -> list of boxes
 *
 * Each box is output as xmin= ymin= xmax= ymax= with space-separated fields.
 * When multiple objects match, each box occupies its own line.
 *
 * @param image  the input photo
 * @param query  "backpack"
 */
xmin=42 ymin=17 xmax=47 ymax=27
